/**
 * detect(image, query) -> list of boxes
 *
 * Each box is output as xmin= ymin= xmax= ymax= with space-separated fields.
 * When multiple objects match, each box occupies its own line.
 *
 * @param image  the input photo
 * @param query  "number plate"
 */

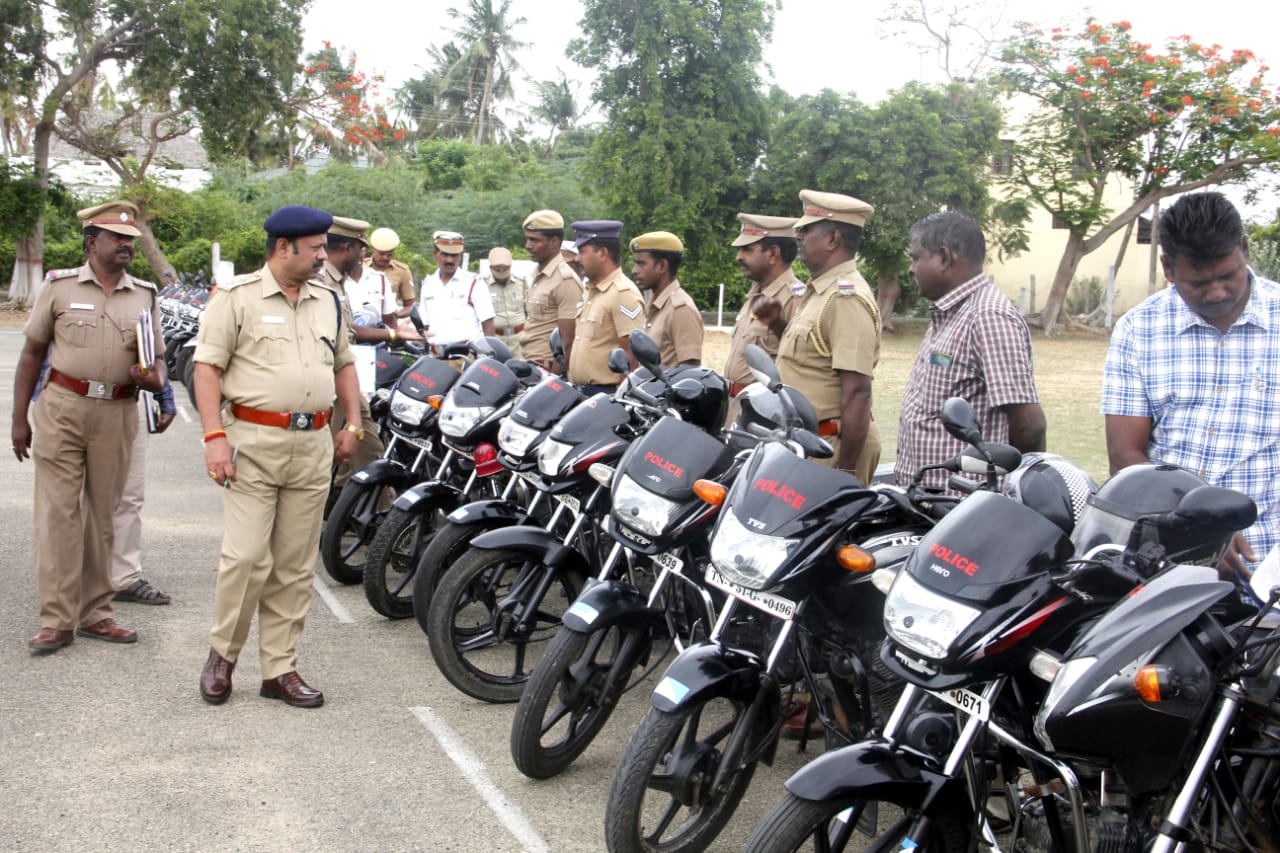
xmin=704 ymin=565 xmax=796 ymax=620
xmin=931 ymin=687 xmax=989 ymax=721
xmin=652 ymin=551 xmax=683 ymax=574
xmin=557 ymin=492 xmax=580 ymax=513
xmin=518 ymin=470 xmax=541 ymax=488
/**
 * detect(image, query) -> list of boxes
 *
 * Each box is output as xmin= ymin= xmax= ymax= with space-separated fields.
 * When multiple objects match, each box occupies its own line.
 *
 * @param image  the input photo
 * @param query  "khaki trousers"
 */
xmin=330 ymin=393 xmax=384 ymax=488
xmin=111 ymin=398 xmax=148 ymax=589
xmin=815 ymin=419 xmax=882 ymax=487
xmin=32 ymin=384 xmax=137 ymax=629
xmin=497 ymin=333 xmax=522 ymax=359
xmin=209 ymin=421 xmax=330 ymax=679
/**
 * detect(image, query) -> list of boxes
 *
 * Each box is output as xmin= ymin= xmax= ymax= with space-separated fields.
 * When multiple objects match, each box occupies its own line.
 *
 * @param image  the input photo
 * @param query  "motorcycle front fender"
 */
xmin=469 ymin=526 xmax=591 ymax=579
xmin=650 ymin=643 xmax=773 ymax=713
xmin=784 ymin=738 xmax=973 ymax=820
xmin=391 ymin=480 xmax=463 ymax=514
xmin=445 ymin=498 xmax=531 ymax=528
xmin=351 ymin=459 xmax=419 ymax=492
xmin=562 ymin=579 xmax=655 ymax=633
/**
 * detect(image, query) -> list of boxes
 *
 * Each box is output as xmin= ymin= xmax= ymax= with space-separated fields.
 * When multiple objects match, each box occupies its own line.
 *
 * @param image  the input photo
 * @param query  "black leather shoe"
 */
xmin=260 ymin=672 xmax=324 ymax=708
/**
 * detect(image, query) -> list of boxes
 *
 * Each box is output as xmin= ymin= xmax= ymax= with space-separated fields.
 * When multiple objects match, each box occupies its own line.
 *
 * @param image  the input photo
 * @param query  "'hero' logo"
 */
xmin=928 ymin=543 xmax=979 ymax=576
xmin=479 ymin=364 xmax=500 ymax=377
xmin=644 ymin=452 xmax=684 ymax=478
xmin=409 ymin=372 xmax=437 ymax=388
xmin=752 ymin=479 xmax=806 ymax=510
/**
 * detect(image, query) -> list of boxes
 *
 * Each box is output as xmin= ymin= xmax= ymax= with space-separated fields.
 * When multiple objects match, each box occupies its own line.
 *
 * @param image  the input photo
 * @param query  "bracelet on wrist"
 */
xmin=389 ymin=328 xmax=397 ymax=342
xmin=202 ymin=430 xmax=227 ymax=443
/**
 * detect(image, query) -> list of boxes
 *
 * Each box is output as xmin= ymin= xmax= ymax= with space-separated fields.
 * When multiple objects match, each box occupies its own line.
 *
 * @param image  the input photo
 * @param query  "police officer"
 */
xmin=193 ymin=205 xmax=362 ymax=708
xmin=566 ymin=220 xmax=645 ymax=394
xmin=486 ymin=247 xmax=525 ymax=357
xmin=367 ymin=227 xmax=416 ymax=318
xmin=521 ymin=210 xmax=582 ymax=373
xmin=723 ymin=213 xmax=805 ymax=396
xmin=631 ymin=231 xmax=702 ymax=367
xmin=776 ymin=190 xmax=882 ymax=486
xmin=14 ymin=200 xmax=167 ymax=652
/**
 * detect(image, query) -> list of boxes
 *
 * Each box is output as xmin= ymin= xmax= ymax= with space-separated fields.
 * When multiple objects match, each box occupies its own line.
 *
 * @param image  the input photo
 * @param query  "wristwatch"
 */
xmin=344 ymin=423 xmax=365 ymax=441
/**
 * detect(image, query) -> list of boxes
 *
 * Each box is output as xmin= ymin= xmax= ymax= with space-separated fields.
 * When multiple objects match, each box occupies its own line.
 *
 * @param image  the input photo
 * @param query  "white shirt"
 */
xmin=420 ymin=269 xmax=494 ymax=344
xmin=344 ymin=268 xmax=398 ymax=326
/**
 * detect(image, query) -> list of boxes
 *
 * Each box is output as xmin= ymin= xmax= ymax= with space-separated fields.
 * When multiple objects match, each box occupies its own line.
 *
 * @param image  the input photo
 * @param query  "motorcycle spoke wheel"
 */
xmin=741 ymin=792 xmax=964 ymax=853
xmin=510 ymin=624 xmax=634 ymax=779
xmin=363 ymin=504 xmax=442 ymax=619
xmin=319 ymin=481 xmax=394 ymax=585
xmin=412 ymin=521 xmax=501 ymax=636
xmin=604 ymin=697 xmax=759 ymax=853
xmin=427 ymin=548 xmax=581 ymax=703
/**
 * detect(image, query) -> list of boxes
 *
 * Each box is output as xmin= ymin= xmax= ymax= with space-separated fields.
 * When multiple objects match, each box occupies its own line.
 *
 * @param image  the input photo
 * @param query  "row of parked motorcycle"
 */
xmin=160 ymin=274 xmax=1280 ymax=852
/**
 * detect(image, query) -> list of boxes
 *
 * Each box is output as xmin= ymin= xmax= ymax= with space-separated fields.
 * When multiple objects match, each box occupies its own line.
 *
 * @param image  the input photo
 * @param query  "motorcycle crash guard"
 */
xmin=445 ymin=498 xmax=533 ymax=529
xmin=350 ymin=459 xmax=421 ymax=493
xmin=391 ymin=480 xmax=464 ymax=514
xmin=562 ymin=579 xmax=656 ymax=633
xmin=784 ymin=738 xmax=973 ymax=821
xmin=468 ymin=525 xmax=592 ymax=579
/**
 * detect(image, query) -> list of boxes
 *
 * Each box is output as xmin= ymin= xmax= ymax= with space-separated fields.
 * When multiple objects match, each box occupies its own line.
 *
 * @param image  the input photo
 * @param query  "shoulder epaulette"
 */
xmin=44 ymin=268 xmax=79 ymax=282
xmin=221 ymin=271 xmax=260 ymax=291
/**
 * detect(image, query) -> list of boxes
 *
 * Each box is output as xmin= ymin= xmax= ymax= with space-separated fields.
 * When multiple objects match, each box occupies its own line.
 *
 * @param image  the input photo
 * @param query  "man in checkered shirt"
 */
xmin=895 ymin=211 xmax=1046 ymax=491
xmin=1103 ymin=191 xmax=1279 ymax=588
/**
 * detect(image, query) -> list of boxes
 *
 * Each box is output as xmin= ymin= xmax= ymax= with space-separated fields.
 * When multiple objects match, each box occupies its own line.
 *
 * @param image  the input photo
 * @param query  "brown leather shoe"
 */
xmin=200 ymin=648 xmax=235 ymax=704
xmin=28 ymin=628 xmax=74 ymax=653
xmin=260 ymin=672 xmax=324 ymax=708
xmin=75 ymin=618 xmax=137 ymax=644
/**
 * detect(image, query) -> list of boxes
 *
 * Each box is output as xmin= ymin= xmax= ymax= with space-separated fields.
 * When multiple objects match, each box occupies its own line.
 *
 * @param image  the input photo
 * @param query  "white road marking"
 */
xmin=176 ymin=403 xmax=193 ymax=423
xmin=312 ymin=573 xmax=355 ymax=624
xmin=410 ymin=706 xmax=550 ymax=853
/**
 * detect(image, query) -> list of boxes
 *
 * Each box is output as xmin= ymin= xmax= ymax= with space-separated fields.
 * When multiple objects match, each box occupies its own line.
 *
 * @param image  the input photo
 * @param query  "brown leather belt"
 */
xmin=230 ymin=403 xmax=333 ymax=430
xmin=817 ymin=418 xmax=840 ymax=437
xmin=47 ymin=368 xmax=136 ymax=400
xmin=728 ymin=381 xmax=750 ymax=398
xmin=497 ymin=324 xmax=525 ymax=336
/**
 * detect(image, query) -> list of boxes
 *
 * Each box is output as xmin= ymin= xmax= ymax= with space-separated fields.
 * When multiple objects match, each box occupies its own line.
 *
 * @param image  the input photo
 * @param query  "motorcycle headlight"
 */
xmin=612 ymin=474 xmax=680 ymax=537
xmin=709 ymin=510 xmax=799 ymax=590
xmin=390 ymin=390 xmax=430 ymax=426
xmin=884 ymin=572 xmax=982 ymax=660
xmin=499 ymin=419 xmax=542 ymax=459
xmin=438 ymin=398 xmax=493 ymax=437
xmin=538 ymin=438 xmax=573 ymax=477
xmin=1033 ymin=656 xmax=1098 ymax=751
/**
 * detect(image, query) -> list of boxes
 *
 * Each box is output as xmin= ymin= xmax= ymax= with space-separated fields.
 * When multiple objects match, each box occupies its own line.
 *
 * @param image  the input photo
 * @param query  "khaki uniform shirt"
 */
xmin=776 ymin=258 xmax=880 ymax=421
xmin=488 ymin=276 xmax=526 ymax=334
xmin=645 ymin=279 xmax=703 ymax=366
xmin=194 ymin=264 xmax=354 ymax=413
xmin=25 ymin=263 xmax=162 ymax=386
xmin=521 ymin=257 xmax=582 ymax=363
xmin=568 ymin=267 xmax=645 ymax=385
xmin=322 ymin=262 xmax=359 ymax=344
xmin=376 ymin=259 xmax=414 ymax=305
xmin=723 ymin=270 xmax=804 ymax=386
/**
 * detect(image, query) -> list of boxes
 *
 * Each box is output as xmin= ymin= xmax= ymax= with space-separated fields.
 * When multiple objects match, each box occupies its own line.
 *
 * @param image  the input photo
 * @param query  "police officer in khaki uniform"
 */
xmin=566 ymin=220 xmax=646 ymax=394
xmin=194 ymin=205 xmax=363 ymax=708
xmin=367 ymin=227 xmax=416 ymax=317
xmin=631 ymin=231 xmax=703 ymax=367
xmin=14 ymin=200 xmax=168 ymax=652
xmin=521 ymin=210 xmax=582 ymax=373
xmin=723 ymin=213 xmax=805 ymax=396
xmin=775 ymin=190 xmax=882 ymax=486
xmin=486 ymin=247 xmax=525 ymax=357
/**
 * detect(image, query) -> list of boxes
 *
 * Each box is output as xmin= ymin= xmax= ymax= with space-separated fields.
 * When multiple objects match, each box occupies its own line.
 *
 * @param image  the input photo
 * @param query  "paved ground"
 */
xmin=0 ymin=328 xmax=820 ymax=852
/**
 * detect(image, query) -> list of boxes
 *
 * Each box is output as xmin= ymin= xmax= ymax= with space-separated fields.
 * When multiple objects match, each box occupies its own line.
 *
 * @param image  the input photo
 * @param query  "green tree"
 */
xmin=397 ymin=42 xmax=474 ymax=142
xmin=445 ymin=0 xmax=526 ymax=145
xmin=7 ymin=0 xmax=307 ymax=302
xmin=994 ymin=17 xmax=1280 ymax=333
xmin=572 ymin=0 xmax=774 ymax=307
xmin=529 ymin=71 xmax=581 ymax=153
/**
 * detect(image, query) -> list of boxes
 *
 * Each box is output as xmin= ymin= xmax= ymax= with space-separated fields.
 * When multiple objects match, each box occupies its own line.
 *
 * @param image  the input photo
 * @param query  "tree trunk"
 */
xmin=475 ymin=58 xmax=495 ymax=145
xmin=1041 ymin=231 xmax=1089 ymax=336
xmin=134 ymin=216 xmax=175 ymax=284
xmin=875 ymin=272 xmax=900 ymax=332
xmin=11 ymin=117 xmax=55 ymax=305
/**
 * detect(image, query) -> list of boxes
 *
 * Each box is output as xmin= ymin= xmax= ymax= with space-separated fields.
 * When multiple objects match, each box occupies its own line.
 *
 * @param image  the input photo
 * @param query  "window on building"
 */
xmin=991 ymin=139 xmax=1014 ymax=176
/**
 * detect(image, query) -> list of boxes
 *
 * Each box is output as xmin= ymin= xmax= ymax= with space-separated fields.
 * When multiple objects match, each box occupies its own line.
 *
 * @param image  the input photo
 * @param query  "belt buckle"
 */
xmin=289 ymin=412 xmax=315 ymax=430
xmin=87 ymin=381 xmax=114 ymax=400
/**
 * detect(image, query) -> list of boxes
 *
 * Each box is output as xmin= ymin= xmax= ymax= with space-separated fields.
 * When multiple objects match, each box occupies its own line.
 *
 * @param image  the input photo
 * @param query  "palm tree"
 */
xmin=444 ymin=0 xmax=526 ymax=144
xmin=397 ymin=42 xmax=474 ymax=141
xmin=529 ymin=70 xmax=580 ymax=153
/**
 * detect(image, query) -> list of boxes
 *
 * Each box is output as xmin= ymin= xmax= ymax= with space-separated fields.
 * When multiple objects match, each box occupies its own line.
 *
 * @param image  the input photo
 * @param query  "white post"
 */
xmin=1105 ymin=265 xmax=1117 ymax=329
xmin=1018 ymin=287 xmax=1027 ymax=315
xmin=1029 ymin=274 xmax=1037 ymax=313
xmin=717 ymin=282 xmax=725 ymax=328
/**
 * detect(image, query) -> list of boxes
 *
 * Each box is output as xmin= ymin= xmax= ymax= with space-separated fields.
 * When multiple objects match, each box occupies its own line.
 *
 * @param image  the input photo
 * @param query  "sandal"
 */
xmin=113 ymin=578 xmax=172 ymax=605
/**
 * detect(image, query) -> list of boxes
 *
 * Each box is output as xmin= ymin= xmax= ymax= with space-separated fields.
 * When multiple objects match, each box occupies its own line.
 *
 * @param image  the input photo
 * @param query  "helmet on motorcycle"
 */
xmin=1070 ymin=462 xmax=1226 ymax=564
xmin=731 ymin=383 xmax=820 ymax=435
xmin=663 ymin=366 xmax=730 ymax=432
xmin=1003 ymin=453 xmax=1098 ymax=535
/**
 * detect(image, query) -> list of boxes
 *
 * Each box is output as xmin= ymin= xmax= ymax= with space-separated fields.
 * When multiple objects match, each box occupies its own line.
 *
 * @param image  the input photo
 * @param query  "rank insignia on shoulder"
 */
xmin=836 ymin=280 xmax=856 ymax=297
xmin=619 ymin=304 xmax=642 ymax=319
xmin=44 ymin=268 xmax=79 ymax=281
xmin=791 ymin=282 xmax=807 ymax=296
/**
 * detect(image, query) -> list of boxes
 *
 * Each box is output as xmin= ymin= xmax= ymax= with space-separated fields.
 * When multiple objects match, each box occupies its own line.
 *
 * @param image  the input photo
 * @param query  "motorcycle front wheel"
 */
xmin=427 ymin=547 xmax=584 ymax=703
xmin=320 ymin=479 xmax=396 ymax=585
xmin=604 ymin=695 xmax=763 ymax=853
xmin=363 ymin=503 xmax=444 ymax=618
xmin=412 ymin=519 xmax=505 ymax=636
xmin=510 ymin=622 xmax=640 ymax=779
xmin=740 ymin=792 xmax=966 ymax=853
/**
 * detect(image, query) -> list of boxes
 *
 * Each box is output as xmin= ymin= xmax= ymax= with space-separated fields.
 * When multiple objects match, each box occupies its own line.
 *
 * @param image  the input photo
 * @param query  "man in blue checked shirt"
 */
xmin=1102 ymin=191 xmax=1280 ymax=587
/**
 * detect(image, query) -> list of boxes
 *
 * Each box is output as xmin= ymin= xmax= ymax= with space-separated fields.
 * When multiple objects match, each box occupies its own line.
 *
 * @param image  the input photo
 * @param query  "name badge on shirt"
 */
xmin=928 ymin=352 xmax=954 ymax=368
xmin=261 ymin=315 xmax=286 ymax=324
xmin=69 ymin=302 xmax=96 ymax=310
